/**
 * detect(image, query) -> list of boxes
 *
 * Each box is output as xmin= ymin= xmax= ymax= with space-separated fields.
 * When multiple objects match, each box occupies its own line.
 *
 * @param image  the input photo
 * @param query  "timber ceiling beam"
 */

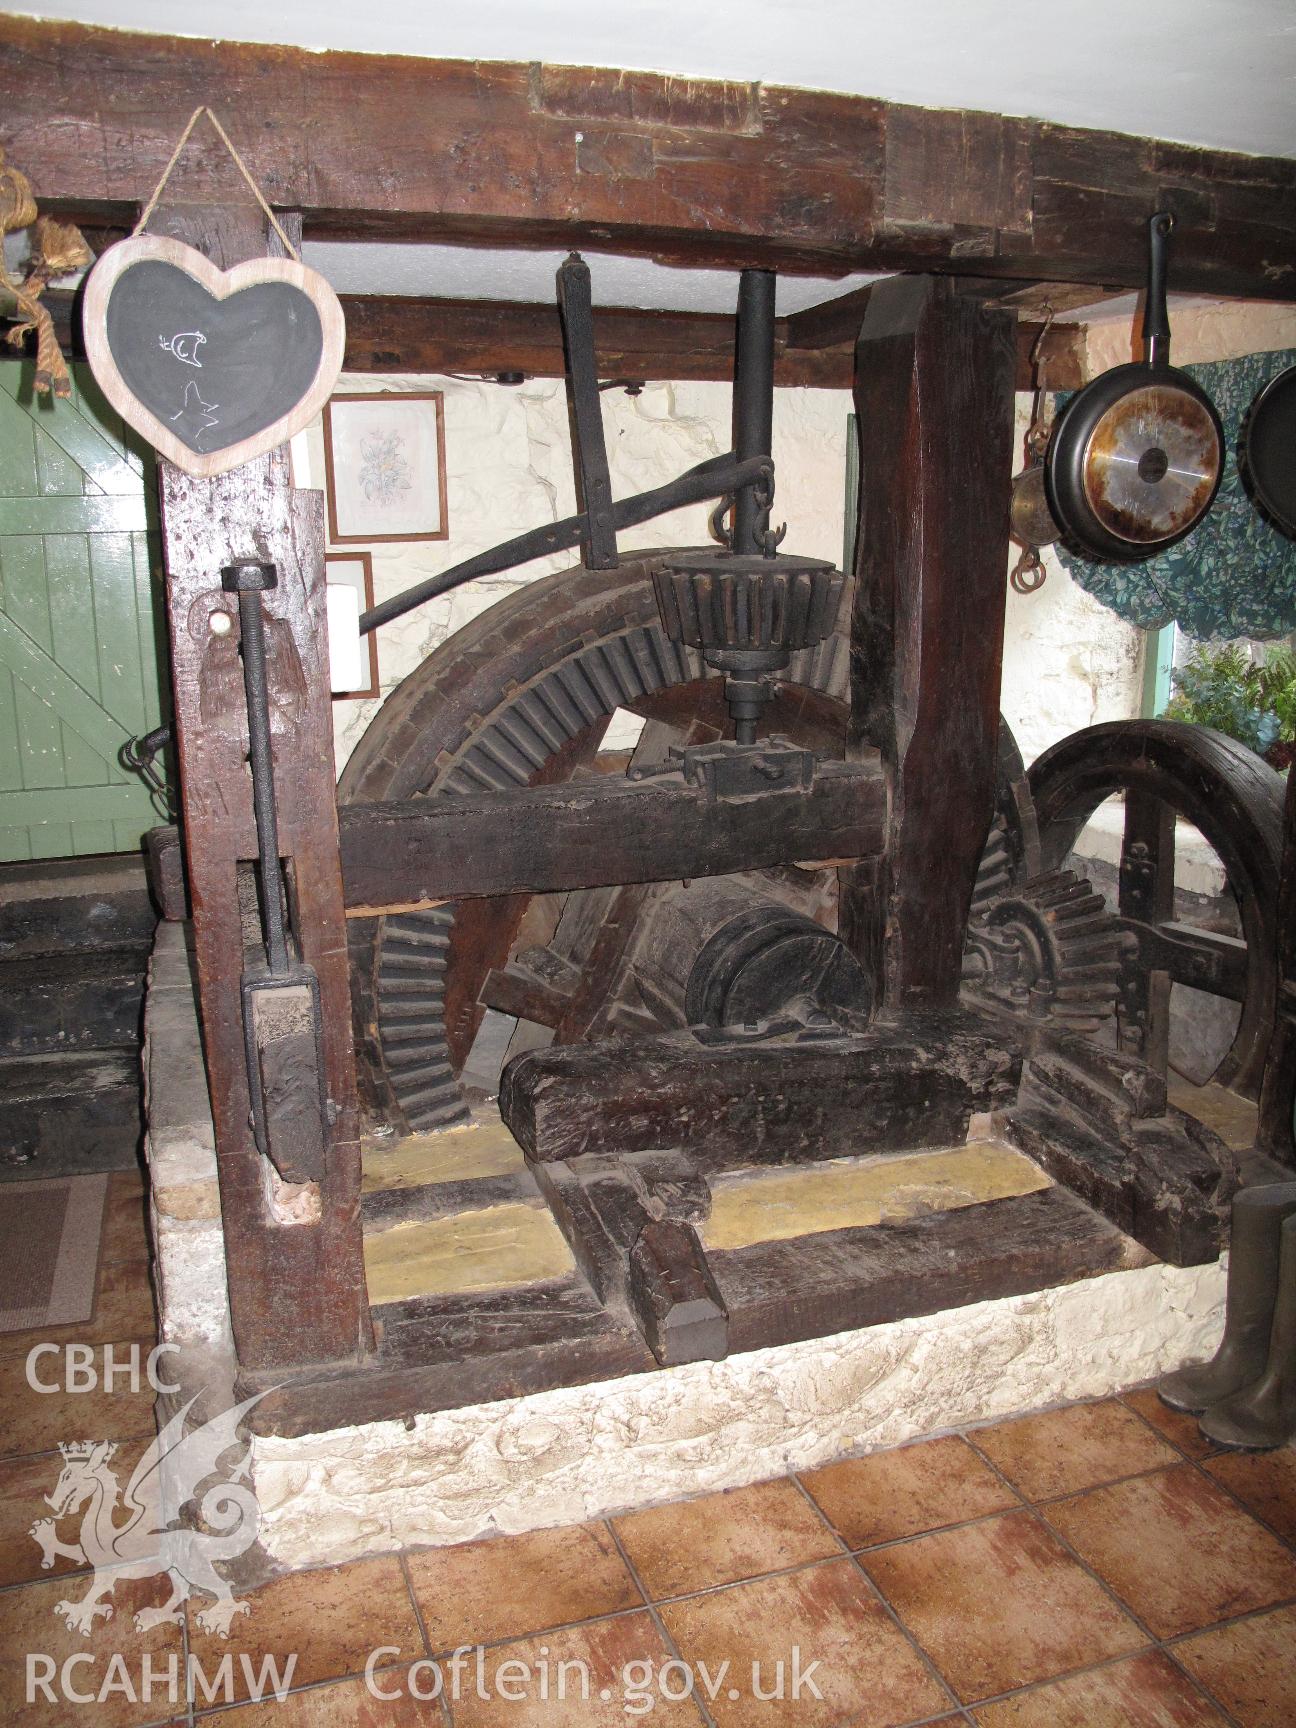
xmin=1 ymin=18 xmax=1293 ymax=301
xmin=340 ymin=294 xmax=1088 ymax=391
xmin=30 ymin=286 xmax=1089 ymax=391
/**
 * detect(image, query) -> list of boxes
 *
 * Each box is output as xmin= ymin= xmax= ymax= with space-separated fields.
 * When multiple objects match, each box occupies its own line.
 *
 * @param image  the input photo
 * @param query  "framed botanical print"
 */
xmin=323 ymin=390 xmax=448 ymax=544
xmin=325 ymin=551 xmax=380 ymax=699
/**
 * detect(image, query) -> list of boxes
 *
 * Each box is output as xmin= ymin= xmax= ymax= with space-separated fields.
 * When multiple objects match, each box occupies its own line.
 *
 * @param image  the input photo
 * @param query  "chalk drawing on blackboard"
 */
xmin=170 ymin=380 xmax=220 ymax=445
xmin=85 ymin=235 xmax=345 ymax=477
xmin=359 ymin=430 xmax=412 ymax=508
xmin=158 ymin=330 xmax=207 ymax=367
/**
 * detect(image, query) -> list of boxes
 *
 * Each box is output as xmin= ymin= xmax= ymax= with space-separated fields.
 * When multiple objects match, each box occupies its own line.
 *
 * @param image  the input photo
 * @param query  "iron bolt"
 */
xmin=221 ymin=560 xmax=279 ymax=593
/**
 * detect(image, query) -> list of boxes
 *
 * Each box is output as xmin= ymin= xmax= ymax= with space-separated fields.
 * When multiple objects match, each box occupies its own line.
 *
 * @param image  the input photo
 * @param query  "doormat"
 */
xmin=0 ymin=1173 xmax=108 ymax=1333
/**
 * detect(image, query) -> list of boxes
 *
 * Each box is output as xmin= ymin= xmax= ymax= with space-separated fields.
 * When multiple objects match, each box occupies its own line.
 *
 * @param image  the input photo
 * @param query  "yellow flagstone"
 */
xmin=702 ymin=1139 xmax=1051 ymax=1253
xmin=363 ymin=1201 xmax=574 ymax=1305
xmin=362 ymin=1117 xmax=527 ymax=1192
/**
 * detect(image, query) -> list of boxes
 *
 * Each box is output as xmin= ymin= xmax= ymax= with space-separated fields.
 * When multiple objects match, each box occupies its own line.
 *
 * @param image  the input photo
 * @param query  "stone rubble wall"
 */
xmin=142 ymin=922 xmax=233 ymax=1376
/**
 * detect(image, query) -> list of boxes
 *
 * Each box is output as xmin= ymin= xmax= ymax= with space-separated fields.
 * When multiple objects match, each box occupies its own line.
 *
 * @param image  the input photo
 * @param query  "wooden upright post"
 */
xmin=843 ymin=275 xmax=1016 ymax=1011
xmin=154 ymin=200 xmax=371 ymax=1369
xmin=1258 ymin=766 xmax=1296 ymax=1167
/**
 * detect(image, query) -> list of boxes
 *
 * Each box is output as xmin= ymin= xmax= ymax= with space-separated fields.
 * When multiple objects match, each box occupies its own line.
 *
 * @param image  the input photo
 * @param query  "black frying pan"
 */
xmin=1239 ymin=363 xmax=1296 ymax=540
xmin=1045 ymin=212 xmax=1224 ymax=563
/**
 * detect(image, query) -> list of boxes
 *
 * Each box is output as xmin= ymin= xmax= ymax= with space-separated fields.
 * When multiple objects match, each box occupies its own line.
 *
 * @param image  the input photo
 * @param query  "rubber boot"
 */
xmin=1158 ymin=1181 xmax=1296 ymax=1414
xmin=1200 ymin=1213 xmax=1296 ymax=1449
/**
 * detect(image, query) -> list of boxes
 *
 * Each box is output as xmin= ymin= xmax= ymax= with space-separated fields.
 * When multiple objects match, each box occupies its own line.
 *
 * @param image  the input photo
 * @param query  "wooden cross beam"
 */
xmin=337 ymin=759 xmax=888 ymax=912
xmin=25 ymin=284 xmax=1091 ymax=391
xmin=1 ymin=16 xmax=1292 ymax=301
xmin=144 ymin=758 xmax=890 ymax=921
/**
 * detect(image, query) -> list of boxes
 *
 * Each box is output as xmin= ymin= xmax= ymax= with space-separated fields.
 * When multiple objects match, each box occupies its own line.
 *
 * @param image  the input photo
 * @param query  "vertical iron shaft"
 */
xmin=731 ymin=269 xmax=777 ymax=556
xmin=223 ymin=562 xmax=290 ymax=976
xmin=557 ymin=252 xmax=620 ymax=569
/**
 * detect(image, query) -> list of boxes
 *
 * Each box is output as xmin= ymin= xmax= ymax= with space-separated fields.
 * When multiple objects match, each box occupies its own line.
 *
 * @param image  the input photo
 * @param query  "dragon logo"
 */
xmin=30 ymin=1391 xmax=267 ymax=1637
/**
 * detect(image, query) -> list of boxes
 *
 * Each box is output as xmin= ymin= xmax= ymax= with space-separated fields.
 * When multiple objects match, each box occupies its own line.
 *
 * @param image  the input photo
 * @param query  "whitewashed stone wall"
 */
xmin=1001 ymin=395 xmax=1147 ymax=766
xmin=309 ymin=377 xmax=855 ymax=775
xmin=1083 ymin=295 xmax=1296 ymax=377
xmin=309 ymin=373 xmax=1147 ymax=778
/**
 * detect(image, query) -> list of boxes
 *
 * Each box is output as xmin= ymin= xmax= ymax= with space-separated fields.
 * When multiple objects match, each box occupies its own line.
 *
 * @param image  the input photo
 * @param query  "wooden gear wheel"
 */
xmin=340 ymin=553 xmax=866 ymax=1130
xmin=340 ymin=560 xmax=1280 ymax=1131
xmin=1028 ymin=720 xmax=1286 ymax=1098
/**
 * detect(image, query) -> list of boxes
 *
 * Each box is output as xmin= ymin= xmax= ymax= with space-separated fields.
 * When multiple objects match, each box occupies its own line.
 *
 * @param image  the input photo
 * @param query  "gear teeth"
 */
xmin=1022 ymin=869 xmax=1072 ymax=895
xmin=373 ymin=607 xmax=848 ymax=1134
xmin=1043 ymin=892 xmax=1108 ymax=922
xmin=971 ymin=877 xmax=1012 ymax=912
xmin=971 ymin=823 xmax=1015 ymax=915
xmin=1050 ymin=961 xmax=1123 ymax=983
xmin=1032 ymin=874 xmax=1092 ymax=906
xmin=788 ymin=630 xmax=849 ymax=703
xmin=963 ymin=865 xmax=1125 ymax=1032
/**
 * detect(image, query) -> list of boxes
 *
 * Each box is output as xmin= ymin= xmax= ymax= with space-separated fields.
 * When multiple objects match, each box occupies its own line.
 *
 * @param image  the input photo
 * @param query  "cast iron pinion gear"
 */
xmin=963 ymin=843 xmax=1128 ymax=1035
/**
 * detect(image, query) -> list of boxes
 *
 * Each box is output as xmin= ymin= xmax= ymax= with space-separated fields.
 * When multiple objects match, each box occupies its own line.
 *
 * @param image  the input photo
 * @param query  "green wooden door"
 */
xmin=0 ymin=363 xmax=168 ymax=860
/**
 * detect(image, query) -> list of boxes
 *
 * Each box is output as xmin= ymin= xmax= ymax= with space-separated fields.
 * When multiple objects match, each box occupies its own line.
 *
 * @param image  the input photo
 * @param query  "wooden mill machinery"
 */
xmin=142 ymin=256 xmax=1291 ymax=1436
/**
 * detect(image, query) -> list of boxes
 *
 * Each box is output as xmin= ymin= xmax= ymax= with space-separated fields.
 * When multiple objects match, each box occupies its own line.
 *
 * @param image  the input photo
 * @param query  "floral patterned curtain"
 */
xmin=1054 ymin=348 xmax=1296 ymax=640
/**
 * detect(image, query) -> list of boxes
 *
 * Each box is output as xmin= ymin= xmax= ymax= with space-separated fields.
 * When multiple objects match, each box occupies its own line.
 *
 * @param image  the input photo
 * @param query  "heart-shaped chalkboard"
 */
xmin=83 ymin=236 xmax=345 ymax=478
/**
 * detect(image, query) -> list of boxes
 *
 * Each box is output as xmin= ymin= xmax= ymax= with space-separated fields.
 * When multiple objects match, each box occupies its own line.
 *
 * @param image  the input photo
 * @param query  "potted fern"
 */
xmin=1165 ymin=643 xmax=1296 ymax=771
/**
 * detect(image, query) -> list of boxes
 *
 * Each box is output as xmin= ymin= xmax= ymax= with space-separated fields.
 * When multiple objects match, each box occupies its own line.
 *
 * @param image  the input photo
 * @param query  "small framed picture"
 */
xmin=325 ymin=551 xmax=380 ymax=699
xmin=323 ymin=390 xmax=448 ymax=544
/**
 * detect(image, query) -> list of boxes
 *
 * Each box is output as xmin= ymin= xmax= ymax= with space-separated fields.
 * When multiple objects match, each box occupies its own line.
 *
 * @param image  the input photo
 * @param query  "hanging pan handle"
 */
xmin=1144 ymin=211 xmax=1174 ymax=369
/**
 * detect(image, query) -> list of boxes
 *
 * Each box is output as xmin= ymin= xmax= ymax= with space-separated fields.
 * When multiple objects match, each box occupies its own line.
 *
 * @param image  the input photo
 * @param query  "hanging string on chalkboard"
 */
xmin=132 ymin=106 xmax=302 ymax=261
xmin=81 ymin=106 xmax=345 ymax=476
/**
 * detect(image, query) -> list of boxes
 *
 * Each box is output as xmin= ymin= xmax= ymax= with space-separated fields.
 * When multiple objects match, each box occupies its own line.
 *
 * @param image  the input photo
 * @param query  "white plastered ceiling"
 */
xmin=298 ymin=243 xmax=882 ymax=315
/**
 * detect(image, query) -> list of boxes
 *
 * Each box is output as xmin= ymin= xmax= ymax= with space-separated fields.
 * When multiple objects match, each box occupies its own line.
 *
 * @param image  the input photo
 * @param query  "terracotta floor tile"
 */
xmin=407 ymin=1521 xmax=640 ymax=1651
xmin=449 ymin=1612 xmax=703 ymax=1726
xmin=0 ymin=1569 xmax=187 ymax=1726
xmin=1175 ymin=1602 xmax=1296 ymax=1728
xmin=660 ymin=1557 xmax=952 ymax=1727
xmin=971 ymin=1400 xmax=1180 ymax=1501
xmin=196 ymin=1668 xmax=440 ymax=1723
xmin=184 ymin=1555 xmax=423 ymax=1705
xmin=1121 ymin=1389 xmax=1221 ymax=1460
xmin=800 ymin=1434 xmax=1019 ymax=1549
xmin=1045 ymin=1465 xmax=1296 ymax=1639
xmin=109 ymin=1162 xmax=146 ymax=1198
xmin=0 ymin=1436 xmax=152 ymax=1587
xmin=613 ymin=1477 xmax=838 ymax=1599
xmin=0 ymin=1259 xmax=159 ymax=1355
xmin=1205 ymin=1447 xmax=1296 ymax=1544
xmin=0 ymin=1341 xmax=158 ymax=1461
xmin=864 ymin=1508 xmax=1145 ymax=1703
xmin=0 ymin=1451 xmax=83 ymax=1588
xmin=101 ymin=1171 xmax=152 ymax=1268
xmin=972 ymin=1650 xmax=1227 ymax=1726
